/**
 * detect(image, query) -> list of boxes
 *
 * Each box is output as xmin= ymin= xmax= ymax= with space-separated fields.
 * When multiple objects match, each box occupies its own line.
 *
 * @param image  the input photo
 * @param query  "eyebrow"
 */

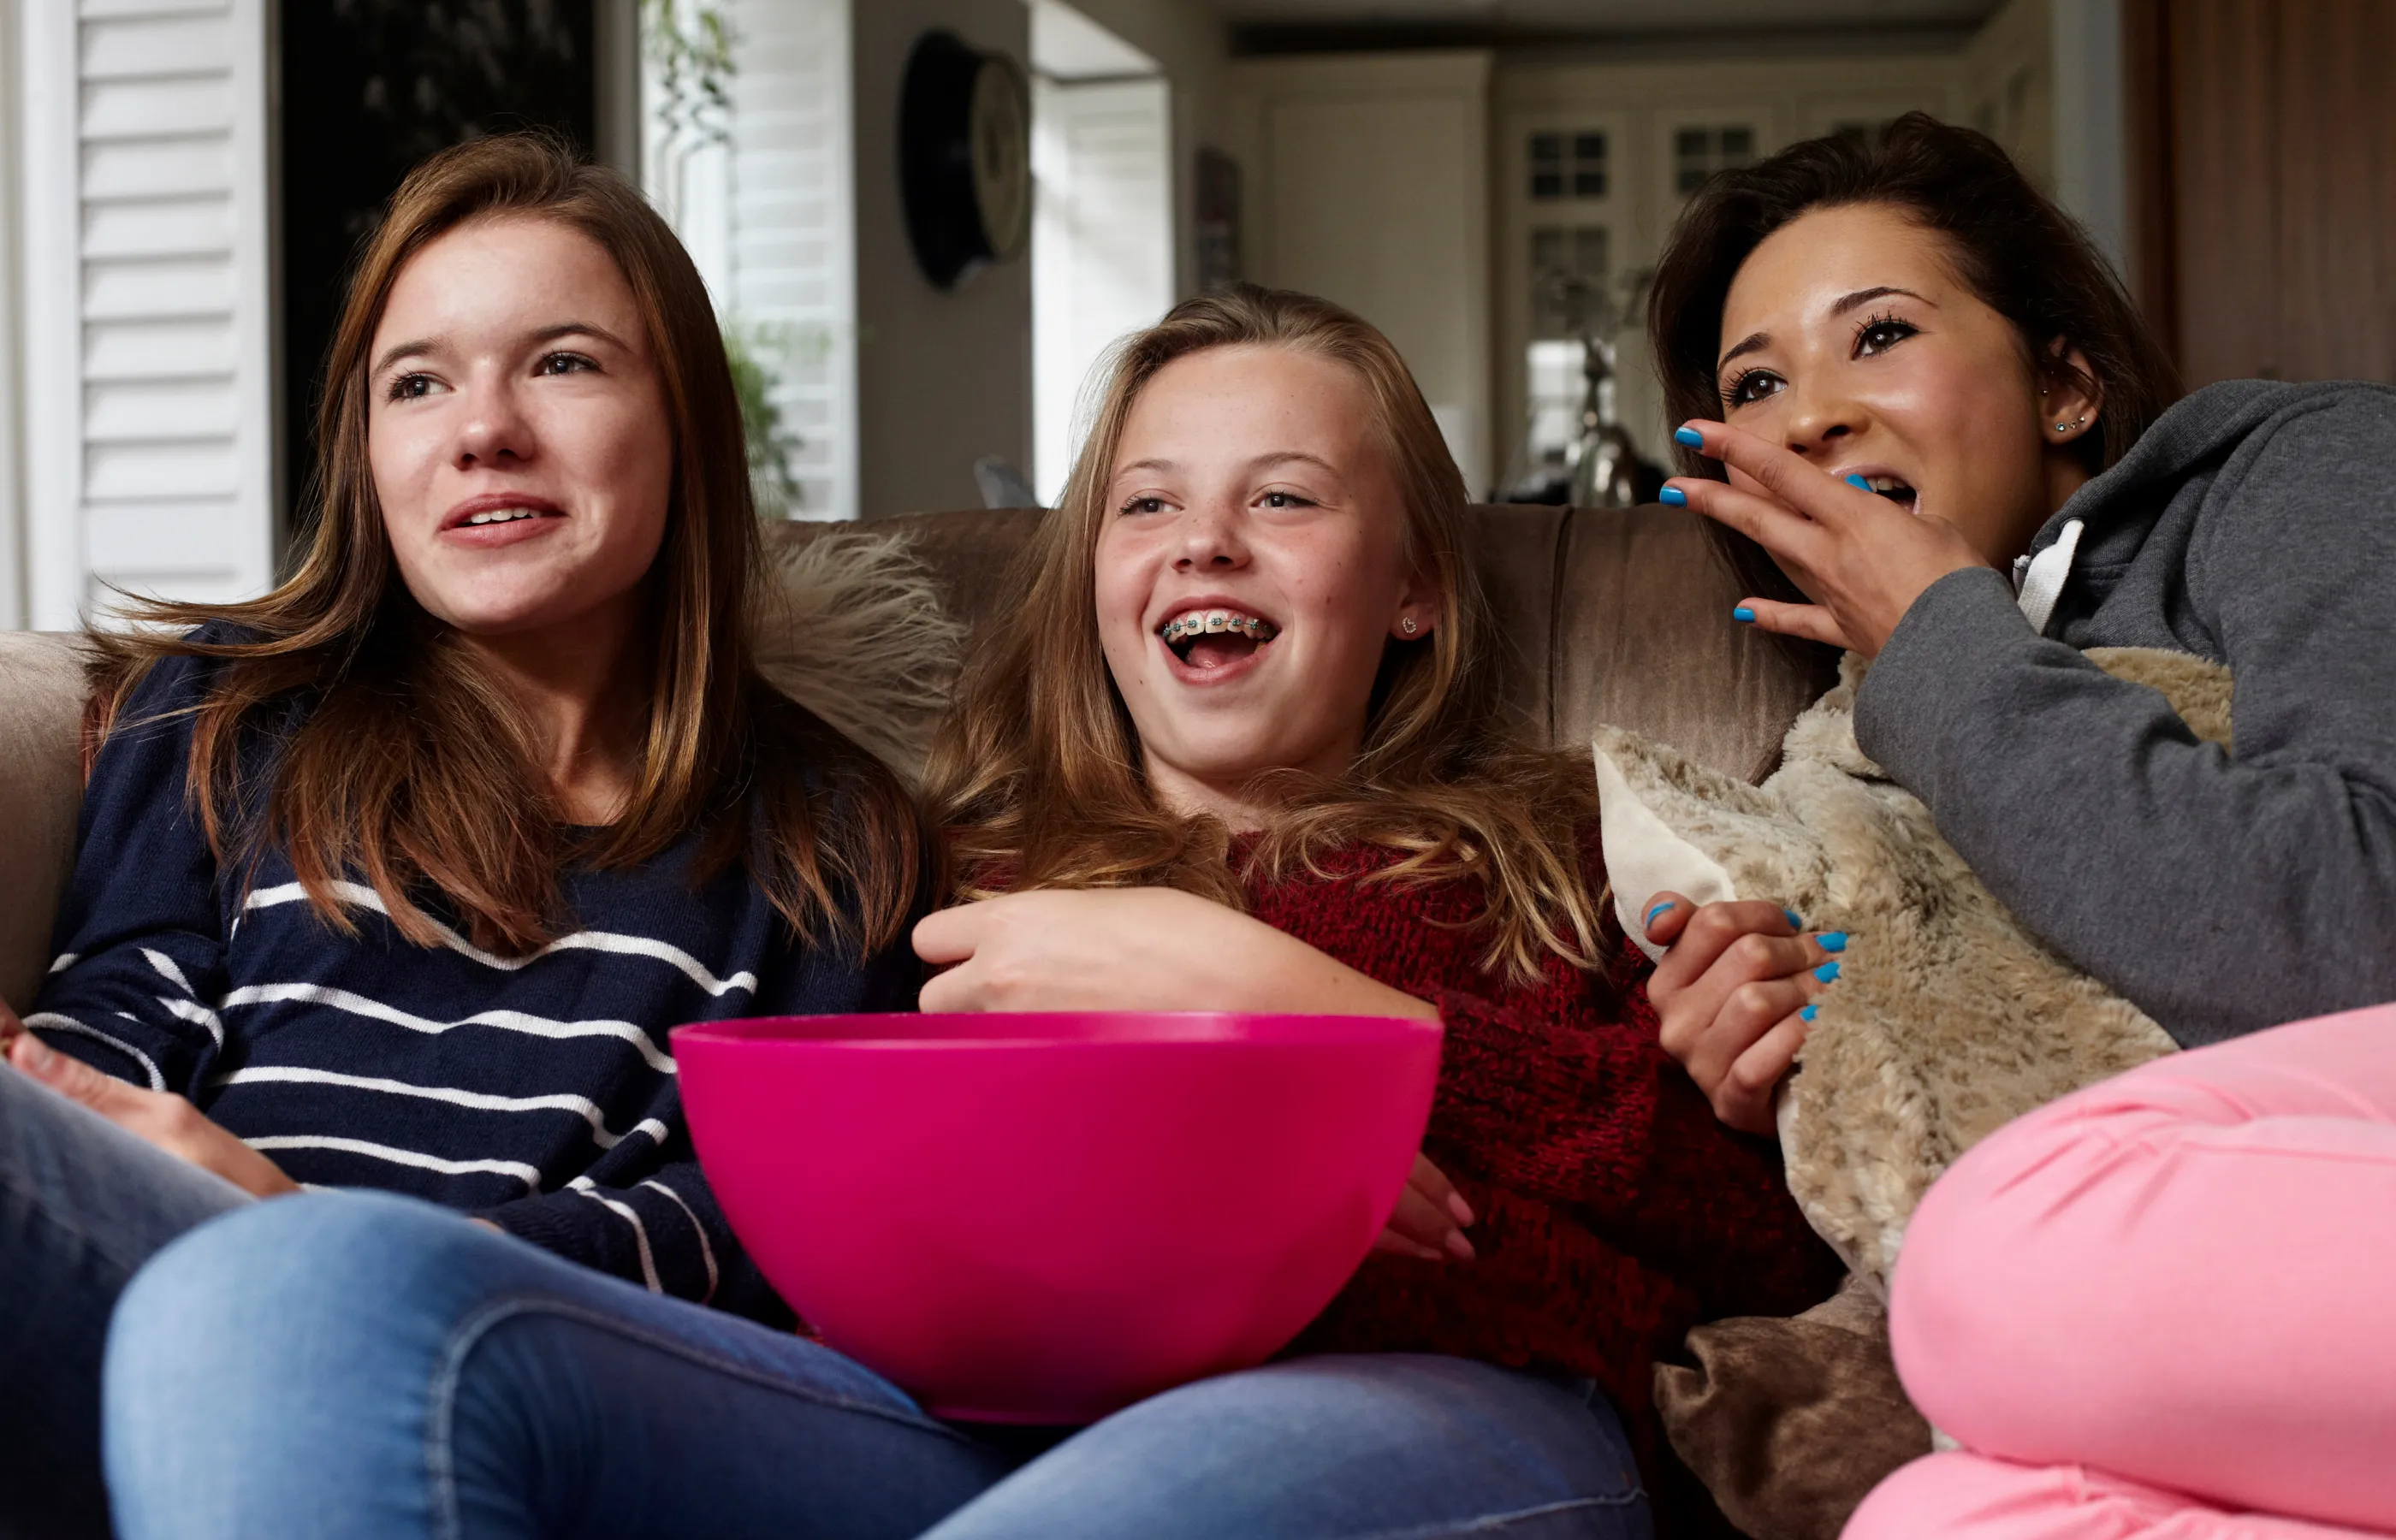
xmin=1111 ymin=450 xmax=1343 ymax=482
xmin=1714 ymin=287 xmax=1936 ymax=374
xmin=368 ymin=321 xmax=631 ymax=380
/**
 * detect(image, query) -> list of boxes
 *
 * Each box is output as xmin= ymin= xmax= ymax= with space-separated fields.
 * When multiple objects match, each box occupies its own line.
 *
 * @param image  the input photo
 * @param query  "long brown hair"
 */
xmin=88 ymin=133 xmax=921 ymax=957
xmin=924 ymin=285 xmax=1613 ymax=989
xmin=1649 ymin=111 xmax=2184 ymax=607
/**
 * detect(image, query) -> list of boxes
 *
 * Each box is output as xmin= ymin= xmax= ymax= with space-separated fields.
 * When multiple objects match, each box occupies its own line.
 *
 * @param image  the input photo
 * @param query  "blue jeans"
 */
xmin=104 ymin=1192 xmax=1652 ymax=1539
xmin=0 ymin=1063 xmax=250 ymax=1539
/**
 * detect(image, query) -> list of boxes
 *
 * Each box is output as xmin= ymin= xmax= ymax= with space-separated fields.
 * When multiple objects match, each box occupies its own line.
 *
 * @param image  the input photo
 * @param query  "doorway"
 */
xmin=1029 ymin=1 xmax=1174 ymax=507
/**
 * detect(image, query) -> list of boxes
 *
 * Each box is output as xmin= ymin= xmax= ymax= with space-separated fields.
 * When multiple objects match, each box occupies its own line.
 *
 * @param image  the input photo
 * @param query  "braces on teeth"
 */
xmin=1160 ymin=610 xmax=1279 ymax=643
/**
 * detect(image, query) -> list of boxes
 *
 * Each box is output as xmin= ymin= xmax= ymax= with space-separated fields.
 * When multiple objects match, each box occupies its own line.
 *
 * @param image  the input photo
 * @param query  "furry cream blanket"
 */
xmin=753 ymin=529 xmax=965 ymax=781
xmin=1596 ymin=647 xmax=2227 ymax=1292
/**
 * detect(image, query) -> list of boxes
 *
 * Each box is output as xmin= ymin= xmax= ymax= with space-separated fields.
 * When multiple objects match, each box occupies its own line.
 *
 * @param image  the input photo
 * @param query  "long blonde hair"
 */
xmin=87 ymin=133 xmax=922 ymax=957
xmin=924 ymin=285 xmax=1614 ymax=988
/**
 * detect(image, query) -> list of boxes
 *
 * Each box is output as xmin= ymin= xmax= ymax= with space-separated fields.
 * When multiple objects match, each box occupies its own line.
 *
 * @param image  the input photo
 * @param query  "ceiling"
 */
xmin=1220 ymin=0 xmax=2006 ymax=52
xmin=1219 ymin=0 xmax=1997 ymax=24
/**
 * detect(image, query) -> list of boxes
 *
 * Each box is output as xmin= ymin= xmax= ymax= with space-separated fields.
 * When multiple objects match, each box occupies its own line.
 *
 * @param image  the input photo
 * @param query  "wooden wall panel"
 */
xmin=2165 ymin=0 xmax=2278 ymax=385
xmin=2273 ymin=0 xmax=2396 ymax=383
xmin=2144 ymin=0 xmax=2396 ymax=387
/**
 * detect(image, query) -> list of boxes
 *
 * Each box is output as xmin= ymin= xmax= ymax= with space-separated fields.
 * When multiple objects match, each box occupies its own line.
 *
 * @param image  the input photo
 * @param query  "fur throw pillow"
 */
xmin=1595 ymin=646 xmax=2224 ymax=1292
xmin=753 ymin=529 xmax=965 ymax=782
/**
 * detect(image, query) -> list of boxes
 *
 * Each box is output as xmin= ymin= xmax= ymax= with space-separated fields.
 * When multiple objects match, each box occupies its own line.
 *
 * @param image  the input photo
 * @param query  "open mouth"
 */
xmin=1854 ymin=474 xmax=1918 ymax=508
xmin=1158 ymin=607 xmax=1280 ymax=673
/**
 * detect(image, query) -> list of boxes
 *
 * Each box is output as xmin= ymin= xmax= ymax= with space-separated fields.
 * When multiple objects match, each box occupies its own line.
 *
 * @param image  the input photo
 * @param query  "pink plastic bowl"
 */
xmin=674 ymin=1011 xmax=1440 ymax=1424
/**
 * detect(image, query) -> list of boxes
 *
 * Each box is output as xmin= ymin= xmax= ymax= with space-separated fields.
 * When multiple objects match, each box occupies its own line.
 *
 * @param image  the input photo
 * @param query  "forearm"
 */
xmin=1859 ymin=569 xmax=2396 ymax=1045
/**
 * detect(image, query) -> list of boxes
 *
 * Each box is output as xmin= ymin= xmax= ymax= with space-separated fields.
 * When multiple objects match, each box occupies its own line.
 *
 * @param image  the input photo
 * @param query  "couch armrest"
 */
xmin=0 ymin=633 xmax=89 ymax=1012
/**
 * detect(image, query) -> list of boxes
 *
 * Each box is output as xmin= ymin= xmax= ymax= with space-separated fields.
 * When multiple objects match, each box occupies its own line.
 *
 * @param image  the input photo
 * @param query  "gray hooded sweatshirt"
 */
xmin=1855 ymin=379 xmax=2396 ymax=1047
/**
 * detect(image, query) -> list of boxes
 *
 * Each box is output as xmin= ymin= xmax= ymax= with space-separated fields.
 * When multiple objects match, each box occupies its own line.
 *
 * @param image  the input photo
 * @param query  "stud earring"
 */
xmin=1400 ymin=617 xmax=1419 ymax=635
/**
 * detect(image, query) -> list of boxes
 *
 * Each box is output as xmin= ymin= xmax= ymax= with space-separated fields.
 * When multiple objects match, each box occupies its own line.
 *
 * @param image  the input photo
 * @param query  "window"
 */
xmin=1528 ymin=129 xmax=1608 ymax=201
xmin=1528 ymin=224 xmax=1609 ymax=338
xmin=1674 ymin=124 xmax=1756 ymax=193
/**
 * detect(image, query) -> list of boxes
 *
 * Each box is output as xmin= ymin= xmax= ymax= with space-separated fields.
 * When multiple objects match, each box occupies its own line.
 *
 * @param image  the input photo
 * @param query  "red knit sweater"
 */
xmin=1251 ymin=838 xmax=1841 ymax=1458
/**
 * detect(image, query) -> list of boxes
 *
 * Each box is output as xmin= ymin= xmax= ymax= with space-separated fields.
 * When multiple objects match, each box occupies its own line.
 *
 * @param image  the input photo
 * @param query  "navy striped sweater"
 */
xmin=29 ymin=642 xmax=922 ymax=1321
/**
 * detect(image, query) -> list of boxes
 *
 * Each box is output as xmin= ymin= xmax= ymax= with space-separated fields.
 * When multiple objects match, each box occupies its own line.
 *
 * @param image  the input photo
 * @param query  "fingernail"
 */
xmin=1646 ymin=899 xmax=1676 ymax=927
xmin=1782 ymin=908 xmax=1803 ymax=929
xmin=20 ymin=1038 xmax=54 ymax=1073
xmin=1733 ymin=606 xmax=1757 ymax=623
xmin=1818 ymin=931 xmax=1847 ymax=953
xmin=1845 ymin=472 xmax=1871 ymax=489
xmin=1674 ymin=425 xmax=1705 ymax=447
xmin=1659 ymin=486 xmax=1688 ymax=506
xmin=1801 ymin=1004 xmax=1819 ymax=1022
xmin=1445 ymin=1230 xmax=1478 ymax=1261
xmin=1813 ymin=960 xmax=1842 ymax=983
xmin=1447 ymin=1192 xmax=1476 ymax=1228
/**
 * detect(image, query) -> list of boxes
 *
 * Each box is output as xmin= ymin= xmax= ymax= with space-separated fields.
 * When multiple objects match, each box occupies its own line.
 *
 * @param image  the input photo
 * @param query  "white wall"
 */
xmin=1226 ymin=51 xmax=1495 ymax=496
xmin=2048 ymin=0 xmax=2128 ymax=275
xmin=1059 ymin=0 xmax=1229 ymax=299
xmin=0 ymin=3 xmax=25 ymax=630
xmin=12 ymin=0 xmax=278 ymax=630
xmin=1031 ymin=72 xmax=1173 ymax=503
xmin=851 ymin=0 xmax=1034 ymax=518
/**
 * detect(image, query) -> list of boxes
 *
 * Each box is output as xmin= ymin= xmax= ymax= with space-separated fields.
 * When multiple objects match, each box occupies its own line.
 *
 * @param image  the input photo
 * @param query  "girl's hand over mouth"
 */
xmin=1664 ymin=418 xmax=1990 ymax=656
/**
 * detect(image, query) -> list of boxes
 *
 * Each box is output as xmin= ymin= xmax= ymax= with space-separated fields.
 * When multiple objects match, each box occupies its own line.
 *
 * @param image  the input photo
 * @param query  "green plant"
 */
xmin=724 ymin=319 xmax=804 ymax=517
xmin=643 ymin=0 xmax=735 ymax=148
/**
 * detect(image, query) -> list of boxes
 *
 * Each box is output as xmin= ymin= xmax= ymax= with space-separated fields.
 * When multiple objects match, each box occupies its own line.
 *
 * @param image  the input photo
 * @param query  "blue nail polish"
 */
xmin=1673 ymin=426 xmax=1705 ymax=447
xmin=1659 ymin=486 xmax=1687 ymax=507
xmin=1845 ymin=472 xmax=1871 ymax=489
xmin=1782 ymin=908 xmax=1802 ymax=929
xmin=1800 ymin=1004 xmax=1819 ymax=1022
xmin=1813 ymin=960 xmax=1841 ymax=984
xmin=1733 ymin=606 xmax=1757 ymax=623
xmin=1818 ymin=931 xmax=1847 ymax=953
xmin=1645 ymin=900 xmax=1675 ymax=926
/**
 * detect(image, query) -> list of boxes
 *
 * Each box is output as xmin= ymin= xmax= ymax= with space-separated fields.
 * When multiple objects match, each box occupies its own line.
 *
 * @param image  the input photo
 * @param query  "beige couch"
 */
xmin=0 ymin=503 xmax=1822 ymax=1015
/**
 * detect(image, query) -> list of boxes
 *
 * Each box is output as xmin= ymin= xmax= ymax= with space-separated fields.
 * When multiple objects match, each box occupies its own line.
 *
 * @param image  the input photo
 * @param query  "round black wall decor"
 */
xmin=899 ymin=30 xmax=1031 ymax=290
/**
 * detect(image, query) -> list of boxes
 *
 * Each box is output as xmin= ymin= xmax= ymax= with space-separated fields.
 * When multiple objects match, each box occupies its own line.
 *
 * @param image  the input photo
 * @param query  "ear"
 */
xmin=1392 ymin=565 xmax=1442 ymax=640
xmin=2039 ymin=339 xmax=2104 ymax=448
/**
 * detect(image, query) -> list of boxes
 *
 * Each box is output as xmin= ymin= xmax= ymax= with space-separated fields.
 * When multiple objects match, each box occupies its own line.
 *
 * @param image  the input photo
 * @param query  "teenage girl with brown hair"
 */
xmin=0 ymin=133 xmax=923 ymax=1536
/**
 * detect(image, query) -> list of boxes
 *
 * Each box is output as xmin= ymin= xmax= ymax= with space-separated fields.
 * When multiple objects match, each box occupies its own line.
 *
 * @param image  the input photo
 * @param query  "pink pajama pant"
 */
xmin=1843 ymin=1004 xmax=2396 ymax=1540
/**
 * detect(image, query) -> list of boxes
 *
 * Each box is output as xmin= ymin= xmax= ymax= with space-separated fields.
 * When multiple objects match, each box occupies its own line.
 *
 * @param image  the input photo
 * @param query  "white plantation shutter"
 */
xmin=727 ymin=0 xmax=857 ymax=523
xmin=20 ymin=0 xmax=276 ymax=629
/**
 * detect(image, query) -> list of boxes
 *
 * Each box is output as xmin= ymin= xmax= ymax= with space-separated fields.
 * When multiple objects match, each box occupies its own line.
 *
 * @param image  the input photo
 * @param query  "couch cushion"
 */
xmin=0 ymin=633 xmax=89 ymax=1012
xmin=1553 ymin=507 xmax=1831 ymax=782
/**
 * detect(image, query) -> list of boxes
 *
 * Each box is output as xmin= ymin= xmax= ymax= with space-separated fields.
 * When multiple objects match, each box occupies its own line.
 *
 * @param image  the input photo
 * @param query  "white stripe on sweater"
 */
xmin=212 ymin=1065 xmax=669 ymax=1150
xmin=640 ymin=1178 xmax=719 ymax=1303
xmin=49 ymin=952 xmax=79 ymax=975
xmin=568 ymin=1178 xmax=663 ymax=1293
xmin=221 ymin=983 xmax=676 ymax=1075
xmin=159 ymin=996 xmax=225 ymax=1049
xmin=242 ymin=1134 xmax=543 ymax=1189
xmin=243 ymin=881 xmax=760 ymax=998
xmin=141 ymin=949 xmax=195 ymax=996
xmin=22 ymin=1013 xmax=165 ymax=1090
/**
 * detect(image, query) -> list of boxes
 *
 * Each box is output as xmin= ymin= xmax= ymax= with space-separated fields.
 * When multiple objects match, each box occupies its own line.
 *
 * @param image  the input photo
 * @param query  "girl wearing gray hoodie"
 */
xmin=1640 ymin=113 xmax=2396 ymax=1538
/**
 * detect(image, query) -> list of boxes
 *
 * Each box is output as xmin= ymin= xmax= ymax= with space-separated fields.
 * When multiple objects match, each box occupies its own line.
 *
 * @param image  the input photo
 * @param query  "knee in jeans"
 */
xmin=107 ymin=1191 xmax=486 ymax=1393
